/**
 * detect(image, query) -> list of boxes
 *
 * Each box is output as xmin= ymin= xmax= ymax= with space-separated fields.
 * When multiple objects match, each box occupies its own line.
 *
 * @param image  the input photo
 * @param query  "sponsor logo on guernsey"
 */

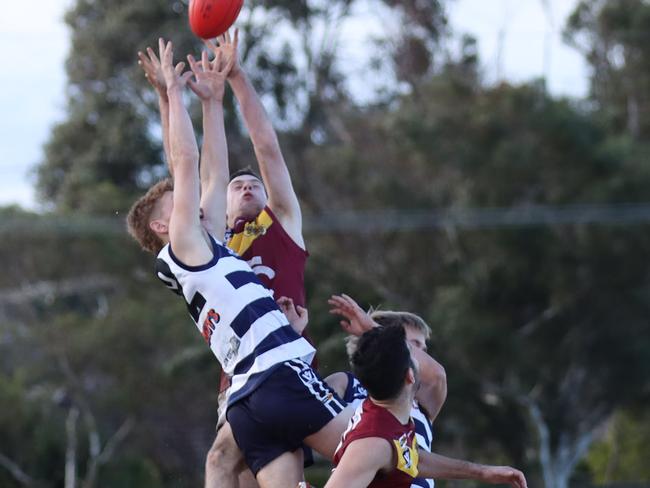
xmin=202 ymin=309 xmax=220 ymax=344
xmin=223 ymin=336 xmax=241 ymax=368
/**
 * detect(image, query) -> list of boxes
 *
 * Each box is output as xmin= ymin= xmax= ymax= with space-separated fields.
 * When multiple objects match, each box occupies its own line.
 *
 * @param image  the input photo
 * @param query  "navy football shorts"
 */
xmin=226 ymin=358 xmax=346 ymax=475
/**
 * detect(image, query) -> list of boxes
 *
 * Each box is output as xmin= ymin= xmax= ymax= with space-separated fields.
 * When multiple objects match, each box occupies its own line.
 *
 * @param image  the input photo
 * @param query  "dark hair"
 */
xmin=351 ymin=325 xmax=411 ymax=401
xmin=229 ymin=166 xmax=262 ymax=182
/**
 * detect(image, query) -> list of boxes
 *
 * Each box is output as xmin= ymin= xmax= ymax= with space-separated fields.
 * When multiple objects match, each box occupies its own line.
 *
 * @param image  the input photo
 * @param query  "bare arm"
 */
xmin=324 ymin=372 xmax=349 ymax=399
xmin=329 ymin=293 xmax=447 ymax=419
xmin=138 ymin=47 xmax=173 ymax=175
xmin=418 ymin=451 xmax=528 ymax=488
xmin=187 ymin=50 xmax=234 ymax=240
xmin=324 ymin=438 xmax=392 ymax=488
xmin=205 ymin=31 xmax=303 ymax=247
xmin=159 ymin=38 xmax=212 ymax=266
xmin=413 ymin=352 xmax=447 ymax=422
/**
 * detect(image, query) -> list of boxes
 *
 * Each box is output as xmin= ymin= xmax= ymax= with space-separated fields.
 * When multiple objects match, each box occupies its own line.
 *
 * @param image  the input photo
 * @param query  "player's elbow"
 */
xmin=422 ymin=359 xmax=447 ymax=392
xmin=432 ymin=363 xmax=447 ymax=401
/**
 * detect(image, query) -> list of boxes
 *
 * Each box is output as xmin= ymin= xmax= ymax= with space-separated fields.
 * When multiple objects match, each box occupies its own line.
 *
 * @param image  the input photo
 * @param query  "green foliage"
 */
xmin=566 ymin=0 xmax=650 ymax=140
xmin=7 ymin=0 xmax=650 ymax=486
xmin=587 ymin=409 xmax=650 ymax=483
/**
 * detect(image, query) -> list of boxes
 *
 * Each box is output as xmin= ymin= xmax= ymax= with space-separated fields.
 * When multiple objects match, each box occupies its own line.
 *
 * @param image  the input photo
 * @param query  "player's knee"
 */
xmin=207 ymin=431 xmax=243 ymax=470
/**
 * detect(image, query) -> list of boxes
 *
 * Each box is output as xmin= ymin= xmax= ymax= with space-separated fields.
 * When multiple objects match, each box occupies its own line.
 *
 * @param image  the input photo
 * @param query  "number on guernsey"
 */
xmin=155 ymin=259 xmax=207 ymax=321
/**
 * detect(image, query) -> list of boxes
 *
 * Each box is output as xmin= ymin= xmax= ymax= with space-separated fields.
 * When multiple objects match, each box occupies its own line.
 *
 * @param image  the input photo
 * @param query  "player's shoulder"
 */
xmin=344 ymin=436 xmax=394 ymax=468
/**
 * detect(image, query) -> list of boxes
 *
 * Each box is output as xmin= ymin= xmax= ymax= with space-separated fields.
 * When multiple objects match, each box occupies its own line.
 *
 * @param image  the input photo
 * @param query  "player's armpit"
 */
xmin=324 ymin=438 xmax=392 ymax=488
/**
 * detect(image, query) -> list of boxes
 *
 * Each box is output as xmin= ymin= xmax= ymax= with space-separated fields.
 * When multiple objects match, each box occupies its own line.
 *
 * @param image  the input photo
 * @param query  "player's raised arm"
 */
xmin=187 ymin=49 xmax=234 ymax=240
xmin=138 ymin=45 xmax=173 ymax=176
xmin=328 ymin=294 xmax=376 ymax=336
xmin=329 ymin=292 xmax=447 ymax=418
xmin=324 ymin=438 xmax=393 ymax=488
xmin=205 ymin=30 xmax=304 ymax=246
xmin=159 ymin=38 xmax=212 ymax=266
xmin=414 ymin=355 xmax=447 ymax=422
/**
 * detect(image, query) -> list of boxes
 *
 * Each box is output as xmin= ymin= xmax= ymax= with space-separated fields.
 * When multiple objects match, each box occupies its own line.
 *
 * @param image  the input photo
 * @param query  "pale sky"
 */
xmin=0 ymin=0 xmax=587 ymax=209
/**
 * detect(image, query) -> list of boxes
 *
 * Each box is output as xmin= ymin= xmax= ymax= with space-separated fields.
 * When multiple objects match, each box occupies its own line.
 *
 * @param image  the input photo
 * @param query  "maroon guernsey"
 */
xmin=226 ymin=206 xmax=307 ymax=306
xmin=333 ymin=399 xmax=419 ymax=488
xmin=219 ymin=206 xmax=311 ymax=392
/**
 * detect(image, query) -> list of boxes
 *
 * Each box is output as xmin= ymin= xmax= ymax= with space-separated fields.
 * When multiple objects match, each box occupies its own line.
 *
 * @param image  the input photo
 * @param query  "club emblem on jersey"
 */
xmin=394 ymin=433 xmax=419 ymax=477
xmin=244 ymin=222 xmax=267 ymax=237
xmin=299 ymin=367 xmax=316 ymax=384
xmin=202 ymin=309 xmax=221 ymax=344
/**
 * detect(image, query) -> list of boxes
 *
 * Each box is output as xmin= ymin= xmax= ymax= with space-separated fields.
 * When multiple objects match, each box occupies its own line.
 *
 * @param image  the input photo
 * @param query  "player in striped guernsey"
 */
xmin=127 ymin=39 xmax=351 ymax=488
xmin=326 ymin=297 xmax=445 ymax=488
xmin=139 ymin=30 xmax=317 ymax=488
xmin=202 ymin=31 xmax=318 ymax=488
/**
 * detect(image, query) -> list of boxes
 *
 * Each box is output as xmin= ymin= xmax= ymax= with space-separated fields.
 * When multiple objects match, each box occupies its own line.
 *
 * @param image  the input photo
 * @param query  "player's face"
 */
xmin=405 ymin=327 xmax=427 ymax=352
xmin=227 ymin=175 xmax=267 ymax=221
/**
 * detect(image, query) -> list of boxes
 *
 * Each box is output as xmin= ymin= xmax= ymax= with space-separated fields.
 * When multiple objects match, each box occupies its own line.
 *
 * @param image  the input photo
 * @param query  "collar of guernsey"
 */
xmin=227 ymin=207 xmax=275 ymax=256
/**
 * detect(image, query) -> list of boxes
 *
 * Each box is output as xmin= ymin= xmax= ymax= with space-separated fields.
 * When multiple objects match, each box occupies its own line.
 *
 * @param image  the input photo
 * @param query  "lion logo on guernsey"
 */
xmin=244 ymin=222 xmax=267 ymax=238
xmin=394 ymin=432 xmax=419 ymax=477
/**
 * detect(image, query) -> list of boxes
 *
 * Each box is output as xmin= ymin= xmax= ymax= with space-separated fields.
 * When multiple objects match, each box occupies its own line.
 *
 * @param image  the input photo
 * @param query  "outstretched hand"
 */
xmin=158 ymin=38 xmax=192 ymax=91
xmin=204 ymin=29 xmax=241 ymax=79
xmin=277 ymin=296 xmax=308 ymax=335
xmin=328 ymin=294 xmax=376 ymax=337
xmin=481 ymin=466 xmax=528 ymax=488
xmin=187 ymin=48 xmax=235 ymax=102
xmin=138 ymin=46 xmax=167 ymax=97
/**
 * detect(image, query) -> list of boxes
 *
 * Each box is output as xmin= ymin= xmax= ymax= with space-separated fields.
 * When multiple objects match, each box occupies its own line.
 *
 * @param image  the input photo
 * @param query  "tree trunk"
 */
xmin=526 ymin=399 xmax=596 ymax=488
xmin=65 ymin=407 xmax=79 ymax=488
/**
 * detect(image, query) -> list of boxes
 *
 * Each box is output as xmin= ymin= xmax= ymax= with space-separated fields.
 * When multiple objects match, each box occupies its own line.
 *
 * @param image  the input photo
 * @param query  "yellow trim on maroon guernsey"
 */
xmin=393 ymin=435 xmax=419 ymax=478
xmin=227 ymin=209 xmax=274 ymax=256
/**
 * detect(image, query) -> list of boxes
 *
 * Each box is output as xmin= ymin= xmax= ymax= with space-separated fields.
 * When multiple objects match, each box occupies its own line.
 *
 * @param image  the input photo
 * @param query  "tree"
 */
xmin=586 ymin=407 xmax=650 ymax=483
xmin=565 ymin=0 xmax=650 ymax=140
xmin=299 ymin=76 xmax=650 ymax=488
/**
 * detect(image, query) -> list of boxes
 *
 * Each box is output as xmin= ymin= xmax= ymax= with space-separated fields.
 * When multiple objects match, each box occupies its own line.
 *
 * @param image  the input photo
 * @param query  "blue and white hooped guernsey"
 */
xmin=411 ymin=401 xmax=435 ymax=488
xmin=155 ymin=234 xmax=316 ymax=407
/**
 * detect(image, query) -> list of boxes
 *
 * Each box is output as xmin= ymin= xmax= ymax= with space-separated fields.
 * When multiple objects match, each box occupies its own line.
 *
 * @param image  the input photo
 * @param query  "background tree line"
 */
xmin=2 ymin=0 xmax=650 ymax=487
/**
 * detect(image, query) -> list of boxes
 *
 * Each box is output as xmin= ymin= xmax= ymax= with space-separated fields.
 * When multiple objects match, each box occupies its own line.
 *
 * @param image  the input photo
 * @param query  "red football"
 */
xmin=189 ymin=0 xmax=244 ymax=39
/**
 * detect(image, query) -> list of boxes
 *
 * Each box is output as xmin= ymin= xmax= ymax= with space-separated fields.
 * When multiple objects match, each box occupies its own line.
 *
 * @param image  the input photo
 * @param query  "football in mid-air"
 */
xmin=189 ymin=0 xmax=243 ymax=39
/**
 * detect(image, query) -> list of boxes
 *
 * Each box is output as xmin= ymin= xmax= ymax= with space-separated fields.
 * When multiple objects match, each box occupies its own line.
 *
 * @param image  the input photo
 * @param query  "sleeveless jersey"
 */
xmin=411 ymin=404 xmax=435 ymax=488
xmin=226 ymin=206 xmax=307 ymax=306
xmin=333 ymin=399 xmax=419 ymax=488
xmin=342 ymin=371 xmax=369 ymax=407
xmin=342 ymin=374 xmax=434 ymax=488
xmin=155 ymin=234 xmax=315 ymax=407
xmin=220 ymin=206 xmax=316 ymax=394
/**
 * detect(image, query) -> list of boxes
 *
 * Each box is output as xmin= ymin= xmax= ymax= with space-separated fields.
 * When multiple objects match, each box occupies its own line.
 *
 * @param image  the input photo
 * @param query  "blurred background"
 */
xmin=1 ymin=0 xmax=650 ymax=487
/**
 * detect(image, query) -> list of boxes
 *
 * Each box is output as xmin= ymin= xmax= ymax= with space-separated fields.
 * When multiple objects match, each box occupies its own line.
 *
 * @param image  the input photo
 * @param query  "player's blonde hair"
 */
xmin=345 ymin=310 xmax=432 ymax=359
xmin=126 ymin=178 xmax=173 ymax=254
